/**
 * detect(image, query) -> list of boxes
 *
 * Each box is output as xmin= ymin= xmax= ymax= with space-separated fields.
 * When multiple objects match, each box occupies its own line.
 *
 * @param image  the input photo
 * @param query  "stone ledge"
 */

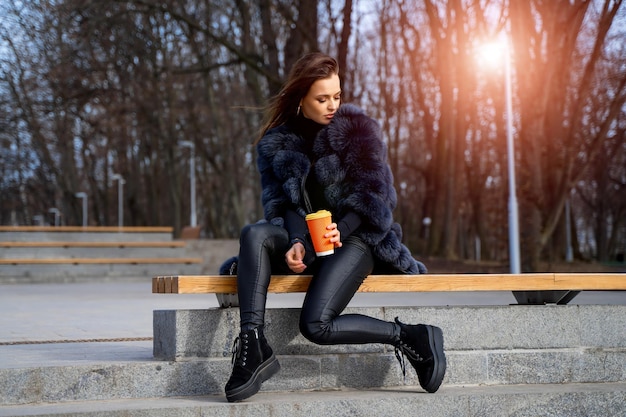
xmin=2 ymin=383 xmax=625 ymax=416
xmin=2 ymin=352 xmax=625 ymax=406
xmin=141 ymin=304 xmax=626 ymax=398
xmin=153 ymin=305 xmax=626 ymax=360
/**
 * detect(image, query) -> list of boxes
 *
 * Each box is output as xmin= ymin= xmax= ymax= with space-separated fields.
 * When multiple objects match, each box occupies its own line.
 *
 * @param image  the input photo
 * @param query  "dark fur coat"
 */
xmin=257 ymin=104 xmax=426 ymax=274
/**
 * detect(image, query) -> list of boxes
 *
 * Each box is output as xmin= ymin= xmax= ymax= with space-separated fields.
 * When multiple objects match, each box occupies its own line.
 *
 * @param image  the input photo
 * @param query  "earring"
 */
xmin=297 ymin=105 xmax=301 ymax=115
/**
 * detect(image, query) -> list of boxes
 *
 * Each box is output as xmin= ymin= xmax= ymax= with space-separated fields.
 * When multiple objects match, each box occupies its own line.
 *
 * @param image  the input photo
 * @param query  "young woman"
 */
xmin=224 ymin=52 xmax=446 ymax=402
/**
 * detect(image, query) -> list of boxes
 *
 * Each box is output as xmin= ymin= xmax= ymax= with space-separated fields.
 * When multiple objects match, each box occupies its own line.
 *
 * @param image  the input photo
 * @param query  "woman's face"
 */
xmin=300 ymin=73 xmax=341 ymax=125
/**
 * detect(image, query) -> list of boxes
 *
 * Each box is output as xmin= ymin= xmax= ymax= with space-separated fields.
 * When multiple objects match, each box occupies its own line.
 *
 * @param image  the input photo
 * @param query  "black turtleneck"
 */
xmin=283 ymin=114 xmax=362 ymax=251
xmin=288 ymin=113 xmax=324 ymax=145
xmin=287 ymin=114 xmax=328 ymax=210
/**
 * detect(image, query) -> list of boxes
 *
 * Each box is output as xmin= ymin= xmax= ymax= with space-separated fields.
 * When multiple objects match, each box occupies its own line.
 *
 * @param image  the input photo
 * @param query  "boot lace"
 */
xmin=230 ymin=333 xmax=250 ymax=367
xmin=394 ymin=342 xmax=423 ymax=380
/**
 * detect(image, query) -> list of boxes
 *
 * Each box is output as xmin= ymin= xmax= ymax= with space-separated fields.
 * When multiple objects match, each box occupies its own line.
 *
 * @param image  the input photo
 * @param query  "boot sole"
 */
xmin=422 ymin=325 xmax=446 ymax=393
xmin=225 ymin=354 xmax=281 ymax=402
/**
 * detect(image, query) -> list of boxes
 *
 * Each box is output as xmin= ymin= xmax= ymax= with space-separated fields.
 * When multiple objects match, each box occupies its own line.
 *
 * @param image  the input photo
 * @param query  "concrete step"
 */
xmin=153 ymin=305 xmax=626 ymax=359
xmin=3 ymin=345 xmax=626 ymax=405
xmin=0 ymin=262 xmax=203 ymax=283
xmin=1 ymin=300 xmax=624 ymax=416
xmin=4 ymin=304 xmax=626 ymax=407
xmin=1 ymin=342 xmax=624 ymax=406
xmin=1 ymin=383 xmax=624 ymax=417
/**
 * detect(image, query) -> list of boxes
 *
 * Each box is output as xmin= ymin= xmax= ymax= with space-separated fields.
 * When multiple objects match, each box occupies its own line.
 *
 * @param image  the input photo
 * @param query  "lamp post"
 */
xmin=503 ymin=40 xmax=521 ymax=274
xmin=565 ymin=197 xmax=573 ymax=262
xmin=112 ymin=174 xmax=125 ymax=227
xmin=48 ymin=208 xmax=60 ymax=226
xmin=74 ymin=192 xmax=87 ymax=227
xmin=479 ymin=36 xmax=521 ymax=274
xmin=180 ymin=141 xmax=197 ymax=227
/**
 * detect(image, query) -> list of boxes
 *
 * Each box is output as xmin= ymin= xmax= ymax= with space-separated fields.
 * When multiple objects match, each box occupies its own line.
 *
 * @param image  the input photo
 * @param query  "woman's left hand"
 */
xmin=324 ymin=223 xmax=343 ymax=248
xmin=285 ymin=242 xmax=307 ymax=273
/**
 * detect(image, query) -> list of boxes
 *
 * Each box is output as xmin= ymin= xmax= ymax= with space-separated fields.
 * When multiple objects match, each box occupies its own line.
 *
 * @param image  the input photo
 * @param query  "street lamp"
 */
xmin=74 ymin=192 xmax=88 ymax=227
xmin=180 ymin=141 xmax=197 ymax=227
xmin=111 ymin=174 xmax=125 ymax=228
xmin=565 ymin=197 xmax=573 ymax=262
xmin=48 ymin=208 xmax=60 ymax=226
xmin=479 ymin=36 xmax=521 ymax=274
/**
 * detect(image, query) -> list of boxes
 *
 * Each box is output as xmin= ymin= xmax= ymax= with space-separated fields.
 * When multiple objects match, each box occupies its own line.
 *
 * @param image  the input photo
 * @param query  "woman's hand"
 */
xmin=286 ymin=223 xmax=342 ymax=273
xmin=285 ymin=242 xmax=307 ymax=273
xmin=325 ymin=223 xmax=343 ymax=248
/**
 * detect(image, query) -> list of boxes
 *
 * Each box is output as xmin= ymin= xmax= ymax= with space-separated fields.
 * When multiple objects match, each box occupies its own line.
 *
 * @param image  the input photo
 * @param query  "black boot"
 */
xmin=394 ymin=317 xmax=446 ymax=393
xmin=225 ymin=327 xmax=280 ymax=402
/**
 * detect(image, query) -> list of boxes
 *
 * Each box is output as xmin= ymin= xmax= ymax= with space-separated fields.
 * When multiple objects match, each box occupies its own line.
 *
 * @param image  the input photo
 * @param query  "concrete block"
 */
xmin=153 ymin=307 xmax=388 ymax=360
xmin=578 ymin=305 xmax=626 ymax=347
xmin=2 ymin=383 xmax=625 ymax=416
xmin=153 ymin=305 xmax=626 ymax=360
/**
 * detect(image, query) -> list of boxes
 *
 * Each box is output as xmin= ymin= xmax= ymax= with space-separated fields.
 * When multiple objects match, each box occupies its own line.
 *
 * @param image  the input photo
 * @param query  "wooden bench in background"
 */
xmin=0 ymin=226 xmax=199 ymax=265
xmin=152 ymin=272 xmax=625 ymax=306
xmin=1 ymin=257 xmax=202 ymax=265
xmin=0 ymin=241 xmax=186 ymax=248
xmin=0 ymin=226 xmax=203 ymax=280
xmin=0 ymin=226 xmax=174 ymax=233
xmin=180 ymin=226 xmax=202 ymax=240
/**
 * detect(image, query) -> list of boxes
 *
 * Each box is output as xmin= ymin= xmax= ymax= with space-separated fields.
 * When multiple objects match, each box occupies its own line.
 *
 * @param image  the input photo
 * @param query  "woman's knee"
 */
xmin=299 ymin=314 xmax=330 ymax=345
xmin=240 ymin=222 xmax=283 ymax=247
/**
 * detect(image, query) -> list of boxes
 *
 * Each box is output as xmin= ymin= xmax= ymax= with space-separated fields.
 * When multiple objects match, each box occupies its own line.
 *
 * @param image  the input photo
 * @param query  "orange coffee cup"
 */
xmin=305 ymin=210 xmax=334 ymax=256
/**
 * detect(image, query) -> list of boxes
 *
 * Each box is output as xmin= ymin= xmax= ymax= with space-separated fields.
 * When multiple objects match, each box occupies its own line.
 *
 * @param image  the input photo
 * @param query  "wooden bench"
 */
xmin=0 ymin=241 xmax=186 ymax=248
xmin=0 ymin=226 xmax=174 ymax=233
xmin=152 ymin=273 xmax=625 ymax=294
xmin=180 ymin=226 xmax=202 ymax=240
xmin=152 ymin=273 xmax=625 ymax=306
xmin=1 ymin=257 xmax=202 ymax=265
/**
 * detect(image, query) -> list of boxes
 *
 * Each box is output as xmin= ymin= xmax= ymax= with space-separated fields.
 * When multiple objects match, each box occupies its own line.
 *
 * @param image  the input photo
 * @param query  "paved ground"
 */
xmin=0 ymin=280 xmax=624 ymax=369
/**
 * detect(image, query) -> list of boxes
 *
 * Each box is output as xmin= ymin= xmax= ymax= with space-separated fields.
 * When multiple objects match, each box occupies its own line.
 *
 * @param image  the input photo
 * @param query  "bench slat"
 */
xmin=0 ymin=226 xmax=173 ymax=233
xmin=1 ymin=257 xmax=202 ymax=265
xmin=553 ymin=273 xmax=626 ymax=290
xmin=152 ymin=273 xmax=626 ymax=294
xmin=0 ymin=241 xmax=186 ymax=248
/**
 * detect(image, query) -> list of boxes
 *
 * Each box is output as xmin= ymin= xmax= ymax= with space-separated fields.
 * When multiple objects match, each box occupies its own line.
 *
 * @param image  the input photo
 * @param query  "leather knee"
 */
xmin=299 ymin=317 xmax=331 ymax=345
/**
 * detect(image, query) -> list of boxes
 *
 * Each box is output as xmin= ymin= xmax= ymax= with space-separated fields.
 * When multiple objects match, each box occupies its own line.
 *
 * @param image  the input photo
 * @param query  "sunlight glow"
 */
xmin=476 ymin=39 xmax=508 ymax=68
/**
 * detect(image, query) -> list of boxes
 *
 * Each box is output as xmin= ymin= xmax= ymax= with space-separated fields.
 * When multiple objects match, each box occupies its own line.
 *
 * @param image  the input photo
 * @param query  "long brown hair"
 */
xmin=255 ymin=52 xmax=339 ymax=143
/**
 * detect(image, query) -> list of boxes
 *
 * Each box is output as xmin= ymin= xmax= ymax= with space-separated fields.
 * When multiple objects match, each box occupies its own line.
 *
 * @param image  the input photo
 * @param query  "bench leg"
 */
xmin=512 ymin=290 xmax=580 ymax=305
xmin=216 ymin=293 xmax=239 ymax=308
xmin=217 ymin=256 xmax=239 ymax=307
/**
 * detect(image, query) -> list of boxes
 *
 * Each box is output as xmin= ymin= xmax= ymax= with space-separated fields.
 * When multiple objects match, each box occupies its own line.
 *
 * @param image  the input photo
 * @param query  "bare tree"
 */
xmin=510 ymin=0 xmax=626 ymax=269
xmin=1 ymin=0 xmax=624 ymax=267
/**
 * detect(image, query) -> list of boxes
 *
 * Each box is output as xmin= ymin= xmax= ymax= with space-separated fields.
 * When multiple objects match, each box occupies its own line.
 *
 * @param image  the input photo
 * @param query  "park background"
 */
xmin=1 ymin=0 xmax=625 ymax=273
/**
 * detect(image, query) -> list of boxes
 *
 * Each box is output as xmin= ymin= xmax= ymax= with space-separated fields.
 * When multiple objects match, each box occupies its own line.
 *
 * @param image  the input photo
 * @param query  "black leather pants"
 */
xmin=237 ymin=222 xmax=399 ymax=345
